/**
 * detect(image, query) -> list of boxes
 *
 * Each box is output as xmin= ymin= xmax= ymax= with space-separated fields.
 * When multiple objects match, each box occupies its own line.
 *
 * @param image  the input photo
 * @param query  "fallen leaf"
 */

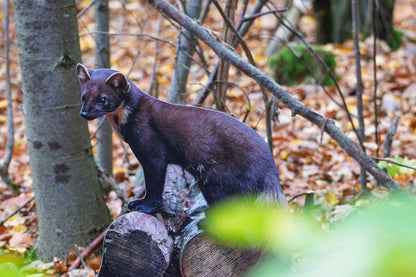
xmin=324 ymin=192 xmax=340 ymax=206
xmin=8 ymin=232 xmax=34 ymax=252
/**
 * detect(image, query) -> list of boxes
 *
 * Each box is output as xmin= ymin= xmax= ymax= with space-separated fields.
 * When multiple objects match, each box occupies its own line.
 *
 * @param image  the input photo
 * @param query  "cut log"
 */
xmin=98 ymin=212 xmax=173 ymax=277
xmin=180 ymin=213 xmax=262 ymax=277
xmin=98 ymin=164 xmax=262 ymax=276
xmin=180 ymin=232 xmax=262 ymax=277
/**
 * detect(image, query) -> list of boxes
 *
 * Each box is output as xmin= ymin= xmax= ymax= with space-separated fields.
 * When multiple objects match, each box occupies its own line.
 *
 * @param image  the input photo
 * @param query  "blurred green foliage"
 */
xmin=268 ymin=45 xmax=337 ymax=86
xmin=388 ymin=28 xmax=403 ymax=51
xmin=377 ymin=156 xmax=415 ymax=176
xmin=205 ymin=195 xmax=416 ymax=277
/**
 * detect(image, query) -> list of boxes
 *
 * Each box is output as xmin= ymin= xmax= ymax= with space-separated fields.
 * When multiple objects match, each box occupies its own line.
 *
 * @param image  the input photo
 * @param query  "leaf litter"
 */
xmin=0 ymin=0 xmax=416 ymax=275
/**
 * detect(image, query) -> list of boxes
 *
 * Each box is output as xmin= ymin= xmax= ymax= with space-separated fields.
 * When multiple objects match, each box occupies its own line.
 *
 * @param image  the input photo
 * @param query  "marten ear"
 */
xmin=76 ymin=64 xmax=90 ymax=83
xmin=105 ymin=72 xmax=130 ymax=93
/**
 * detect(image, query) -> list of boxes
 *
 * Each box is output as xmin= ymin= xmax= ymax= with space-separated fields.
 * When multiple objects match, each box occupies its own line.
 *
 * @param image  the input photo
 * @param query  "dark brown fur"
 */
xmin=77 ymin=64 xmax=286 ymax=213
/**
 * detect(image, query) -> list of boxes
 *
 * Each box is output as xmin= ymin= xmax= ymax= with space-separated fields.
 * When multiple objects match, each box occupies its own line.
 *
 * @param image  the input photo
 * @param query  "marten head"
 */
xmin=76 ymin=64 xmax=130 ymax=120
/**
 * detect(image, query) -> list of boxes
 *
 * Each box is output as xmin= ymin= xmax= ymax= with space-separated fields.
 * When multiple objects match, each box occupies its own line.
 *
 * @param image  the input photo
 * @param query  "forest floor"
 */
xmin=0 ymin=0 xmax=416 ymax=275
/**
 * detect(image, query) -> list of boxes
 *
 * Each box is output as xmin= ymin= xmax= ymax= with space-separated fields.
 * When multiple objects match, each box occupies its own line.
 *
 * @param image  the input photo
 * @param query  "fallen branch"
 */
xmin=64 ymin=230 xmax=106 ymax=276
xmin=146 ymin=0 xmax=401 ymax=191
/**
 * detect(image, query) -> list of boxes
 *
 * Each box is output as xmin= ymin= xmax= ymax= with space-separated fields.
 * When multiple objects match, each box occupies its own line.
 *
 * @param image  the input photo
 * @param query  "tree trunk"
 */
xmin=95 ymin=0 xmax=113 ymax=175
xmin=167 ymin=0 xmax=202 ymax=104
xmin=14 ymin=0 xmax=112 ymax=260
xmin=313 ymin=0 xmax=395 ymax=45
xmin=215 ymin=0 xmax=237 ymax=112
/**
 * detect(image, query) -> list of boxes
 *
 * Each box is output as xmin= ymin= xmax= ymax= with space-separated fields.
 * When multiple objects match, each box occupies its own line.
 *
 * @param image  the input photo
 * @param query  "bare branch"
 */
xmin=263 ymin=1 xmax=365 ymax=151
xmin=372 ymin=156 xmax=416 ymax=172
xmin=192 ymin=0 xmax=269 ymax=105
xmin=242 ymin=8 xmax=287 ymax=22
xmin=148 ymin=14 xmax=163 ymax=96
xmin=0 ymin=197 xmax=35 ymax=227
xmin=81 ymin=31 xmax=177 ymax=48
xmin=77 ymin=0 xmax=95 ymax=19
xmin=146 ymin=0 xmax=401 ymax=191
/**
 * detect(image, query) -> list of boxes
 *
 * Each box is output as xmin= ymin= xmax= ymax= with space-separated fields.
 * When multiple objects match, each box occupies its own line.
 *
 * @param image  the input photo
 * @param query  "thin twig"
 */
xmin=285 ymin=45 xmax=344 ymax=109
xmin=77 ymin=0 xmax=95 ymax=19
xmin=372 ymin=156 xmax=416 ymax=172
xmin=214 ymin=80 xmax=252 ymax=120
xmin=212 ymin=0 xmax=273 ymax=150
xmin=288 ymin=190 xmax=315 ymax=202
xmin=320 ymin=118 xmax=328 ymax=145
xmin=192 ymin=0 xmax=268 ymax=105
xmin=66 ymin=230 xmax=106 ymax=274
xmin=147 ymin=14 xmax=162 ymax=96
xmin=242 ymin=8 xmax=287 ymax=22
xmin=0 ymin=197 xmax=35 ymax=227
xmin=90 ymin=116 xmax=108 ymax=140
xmin=127 ymin=3 xmax=151 ymax=77
xmin=81 ymin=31 xmax=176 ymax=48
xmin=263 ymin=1 xmax=365 ymax=151
xmin=372 ymin=0 xmax=380 ymax=157
xmin=147 ymin=0 xmax=401 ymax=191
xmin=115 ymin=0 xmax=127 ymax=41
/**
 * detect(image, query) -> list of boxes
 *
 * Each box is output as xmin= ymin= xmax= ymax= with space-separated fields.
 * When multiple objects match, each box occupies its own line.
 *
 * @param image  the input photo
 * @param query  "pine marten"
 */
xmin=76 ymin=64 xmax=286 ymax=213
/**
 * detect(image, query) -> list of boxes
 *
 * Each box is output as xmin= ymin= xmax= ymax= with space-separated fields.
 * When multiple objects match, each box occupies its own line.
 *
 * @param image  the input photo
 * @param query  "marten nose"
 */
xmin=80 ymin=111 xmax=88 ymax=118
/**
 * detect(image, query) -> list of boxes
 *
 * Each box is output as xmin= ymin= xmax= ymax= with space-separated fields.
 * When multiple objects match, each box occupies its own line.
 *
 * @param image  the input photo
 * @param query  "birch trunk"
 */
xmin=14 ymin=0 xmax=112 ymax=260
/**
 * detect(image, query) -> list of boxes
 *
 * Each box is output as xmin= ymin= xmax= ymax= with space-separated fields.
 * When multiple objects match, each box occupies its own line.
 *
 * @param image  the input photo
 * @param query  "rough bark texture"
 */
xmin=146 ymin=0 xmax=400 ymax=191
xmin=95 ymin=0 xmax=113 ymax=175
xmin=14 ymin=0 xmax=112 ymax=260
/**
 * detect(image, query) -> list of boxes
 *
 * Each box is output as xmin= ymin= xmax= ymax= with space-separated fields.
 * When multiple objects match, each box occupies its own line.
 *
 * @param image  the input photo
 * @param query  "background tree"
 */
xmin=215 ymin=0 xmax=238 ymax=111
xmin=0 ymin=0 xmax=16 ymax=190
xmin=14 ymin=0 xmax=112 ymax=260
xmin=313 ymin=0 xmax=397 ymax=48
xmin=95 ymin=0 xmax=113 ymax=175
xmin=167 ymin=0 xmax=202 ymax=104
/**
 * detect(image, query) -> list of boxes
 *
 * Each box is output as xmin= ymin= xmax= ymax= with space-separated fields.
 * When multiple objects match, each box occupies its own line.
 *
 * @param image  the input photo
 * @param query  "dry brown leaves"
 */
xmin=0 ymin=0 xmax=416 ymax=274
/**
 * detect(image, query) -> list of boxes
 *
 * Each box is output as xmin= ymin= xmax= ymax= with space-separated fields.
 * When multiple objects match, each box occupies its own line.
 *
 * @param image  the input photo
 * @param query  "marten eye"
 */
xmin=99 ymin=97 xmax=108 ymax=104
xmin=81 ymin=95 xmax=85 ymax=102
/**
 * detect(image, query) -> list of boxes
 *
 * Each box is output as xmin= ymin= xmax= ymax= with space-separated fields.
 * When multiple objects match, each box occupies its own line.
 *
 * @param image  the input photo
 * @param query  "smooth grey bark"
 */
xmin=95 ymin=0 xmax=113 ymax=175
xmin=146 ymin=0 xmax=401 ymax=191
xmin=0 ymin=0 xmax=17 ymax=190
xmin=167 ymin=0 xmax=202 ymax=104
xmin=352 ymin=0 xmax=368 ymax=191
xmin=14 ymin=0 xmax=112 ymax=260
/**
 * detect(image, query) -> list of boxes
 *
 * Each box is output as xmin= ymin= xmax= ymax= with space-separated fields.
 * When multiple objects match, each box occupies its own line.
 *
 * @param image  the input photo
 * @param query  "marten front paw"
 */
xmin=127 ymin=199 xmax=159 ymax=214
